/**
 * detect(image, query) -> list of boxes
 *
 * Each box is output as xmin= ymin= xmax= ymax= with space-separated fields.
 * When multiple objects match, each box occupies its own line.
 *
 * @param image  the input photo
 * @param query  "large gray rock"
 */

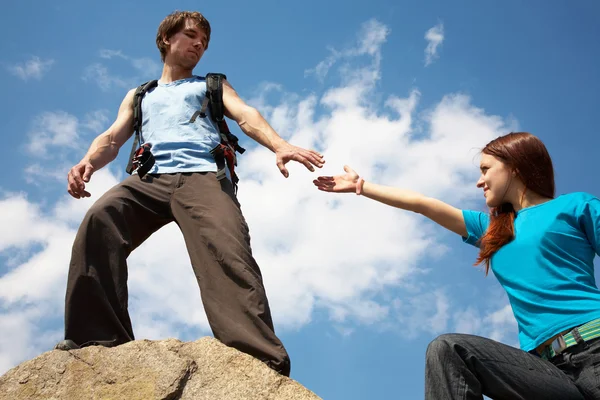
xmin=0 ymin=337 xmax=321 ymax=400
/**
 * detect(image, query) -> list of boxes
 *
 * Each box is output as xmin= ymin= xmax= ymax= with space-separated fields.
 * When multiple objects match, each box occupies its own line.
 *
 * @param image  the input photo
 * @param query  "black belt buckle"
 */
xmin=132 ymin=143 xmax=155 ymax=178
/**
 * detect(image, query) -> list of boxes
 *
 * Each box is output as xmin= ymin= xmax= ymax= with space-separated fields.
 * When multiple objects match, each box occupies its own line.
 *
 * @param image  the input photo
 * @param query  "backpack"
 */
xmin=126 ymin=73 xmax=246 ymax=190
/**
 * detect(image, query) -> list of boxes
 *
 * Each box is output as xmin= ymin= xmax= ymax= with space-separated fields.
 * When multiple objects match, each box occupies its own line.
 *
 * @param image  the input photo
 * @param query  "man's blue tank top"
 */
xmin=139 ymin=76 xmax=221 ymax=174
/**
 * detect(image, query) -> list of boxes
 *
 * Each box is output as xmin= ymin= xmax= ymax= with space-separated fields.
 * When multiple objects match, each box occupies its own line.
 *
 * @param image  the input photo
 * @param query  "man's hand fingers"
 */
xmin=67 ymin=187 xmax=80 ymax=199
xmin=295 ymin=154 xmax=315 ymax=172
xmin=285 ymin=151 xmax=318 ymax=172
xmin=304 ymin=152 xmax=324 ymax=168
xmin=276 ymin=145 xmax=326 ymax=177
xmin=67 ymin=166 xmax=89 ymax=199
xmin=276 ymin=159 xmax=289 ymax=178
xmin=296 ymin=149 xmax=323 ymax=167
xmin=70 ymin=168 xmax=84 ymax=189
xmin=68 ymin=183 xmax=82 ymax=198
xmin=305 ymin=149 xmax=324 ymax=160
xmin=67 ymin=172 xmax=79 ymax=197
xmin=305 ymin=150 xmax=325 ymax=167
xmin=82 ymin=165 xmax=94 ymax=183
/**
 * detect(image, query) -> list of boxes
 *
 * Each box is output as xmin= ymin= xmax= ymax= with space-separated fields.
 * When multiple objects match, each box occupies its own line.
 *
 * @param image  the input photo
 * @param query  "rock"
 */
xmin=0 ymin=337 xmax=321 ymax=400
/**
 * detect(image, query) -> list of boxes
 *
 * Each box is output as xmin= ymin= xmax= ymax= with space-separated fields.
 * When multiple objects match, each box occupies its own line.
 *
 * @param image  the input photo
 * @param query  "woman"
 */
xmin=314 ymin=132 xmax=600 ymax=399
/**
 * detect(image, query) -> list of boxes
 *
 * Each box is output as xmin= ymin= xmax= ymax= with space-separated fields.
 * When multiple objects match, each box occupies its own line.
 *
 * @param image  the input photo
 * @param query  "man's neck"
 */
xmin=160 ymin=63 xmax=194 ymax=84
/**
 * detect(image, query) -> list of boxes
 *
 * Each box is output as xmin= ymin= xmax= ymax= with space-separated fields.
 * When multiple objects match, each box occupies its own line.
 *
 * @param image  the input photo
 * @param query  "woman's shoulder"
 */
xmin=552 ymin=192 xmax=600 ymax=217
xmin=557 ymin=192 xmax=599 ymax=204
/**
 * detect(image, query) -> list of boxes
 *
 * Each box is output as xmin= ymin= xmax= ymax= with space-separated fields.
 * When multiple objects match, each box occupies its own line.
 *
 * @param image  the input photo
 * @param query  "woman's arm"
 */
xmin=314 ymin=165 xmax=467 ymax=237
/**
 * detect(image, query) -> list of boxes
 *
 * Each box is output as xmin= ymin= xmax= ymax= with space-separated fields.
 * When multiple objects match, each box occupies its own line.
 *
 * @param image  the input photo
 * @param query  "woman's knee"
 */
xmin=426 ymin=333 xmax=468 ymax=361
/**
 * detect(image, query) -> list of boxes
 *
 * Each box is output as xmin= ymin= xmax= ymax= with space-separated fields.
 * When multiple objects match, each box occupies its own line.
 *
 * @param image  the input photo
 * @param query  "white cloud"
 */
xmin=83 ymin=110 xmax=110 ymax=132
xmin=26 ymin=111 xmax=80 ymax=155
xmin=305 ymin=19 xmax=390 ymax=81
xmin=99 ymin=48 xmax=161 ymax=77
xmin=83 ymin=63 xmax=131 ymax=91
xmin=0 ymin=19 xmax=517 ymax=373
xmin=0 ymin=307 xmax=62 ymax=374
xmin=23 ymin=163 xmax=70 ymax=186
xmin=130 ymin=57 xmax=162 ymax=77
xmin=22 ymin=110 xmax=110 ymax=186
xmin=8 ymin=56 xmax=54 ymax=81
xmin=25 ymin=109 xmax=109 ymax=155
xmin=452 ymin=303 xmax=518 ymax=346
xmin=484 ymin=304 xmax=518 ymax=344
xmin=99 ymin=49 xmax=126 ymax=59
xmin=389 ymin=286 xmax=517 ymax=346
xmin=84 ymin=49 xmax=162 ymax=91
xmin=424 ymin=22 xmax=444 ymax=66
xmin=391 ymin=289 xmax=451 ymax=338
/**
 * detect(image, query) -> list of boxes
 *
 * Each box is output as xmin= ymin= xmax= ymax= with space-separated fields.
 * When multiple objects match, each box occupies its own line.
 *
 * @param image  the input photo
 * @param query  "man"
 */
xmin=54 ymin=10 xmax=324 ymax=377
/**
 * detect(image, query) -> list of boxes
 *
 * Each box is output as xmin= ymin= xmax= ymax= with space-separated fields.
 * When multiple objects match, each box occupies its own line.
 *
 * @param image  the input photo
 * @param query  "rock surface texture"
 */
xmin=0 ymin=337 xmax=321 ymax=400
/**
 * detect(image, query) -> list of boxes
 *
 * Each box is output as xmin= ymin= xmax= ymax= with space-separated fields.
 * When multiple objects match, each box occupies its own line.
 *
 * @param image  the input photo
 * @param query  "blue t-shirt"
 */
xmin=139 ymin=76 xmax=221 ymax=174
xmin=462 ymin=192 xmax=600 ymax=351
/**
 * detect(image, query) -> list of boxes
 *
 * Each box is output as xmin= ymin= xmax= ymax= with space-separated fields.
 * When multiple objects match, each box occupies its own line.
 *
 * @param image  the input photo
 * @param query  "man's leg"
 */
xmin=63 ymin=174 xmax=174 ymax=347
xmin=425 ymin=333 xmax=585 ymax=400
xmin=171 ymin=172 xmax=291 ymax=376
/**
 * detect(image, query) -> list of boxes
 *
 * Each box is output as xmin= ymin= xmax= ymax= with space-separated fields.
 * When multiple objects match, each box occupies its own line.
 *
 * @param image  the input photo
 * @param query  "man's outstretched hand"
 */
xmin=274 ymin=143 xmax=325 ymax=178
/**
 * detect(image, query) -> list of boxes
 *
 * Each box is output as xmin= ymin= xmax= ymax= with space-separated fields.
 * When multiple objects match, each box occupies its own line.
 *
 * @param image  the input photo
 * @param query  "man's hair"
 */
xmin=156 ymin=11 xmax=211 ymax=62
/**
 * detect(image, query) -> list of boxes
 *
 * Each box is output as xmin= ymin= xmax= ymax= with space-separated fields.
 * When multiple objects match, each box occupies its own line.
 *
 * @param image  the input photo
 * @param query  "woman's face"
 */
xmin=476 ymin=153 xmax=515 ymax=207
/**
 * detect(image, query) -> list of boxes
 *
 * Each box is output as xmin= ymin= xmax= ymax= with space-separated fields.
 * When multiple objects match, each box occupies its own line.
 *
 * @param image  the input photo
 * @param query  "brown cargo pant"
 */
xmin=63 ymin=172 xmax=290 ymax=376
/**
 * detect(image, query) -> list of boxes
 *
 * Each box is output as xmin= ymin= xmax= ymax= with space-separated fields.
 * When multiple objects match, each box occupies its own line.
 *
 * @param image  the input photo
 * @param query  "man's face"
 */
xmin=164 ymin=19 xmax=208 ymax=68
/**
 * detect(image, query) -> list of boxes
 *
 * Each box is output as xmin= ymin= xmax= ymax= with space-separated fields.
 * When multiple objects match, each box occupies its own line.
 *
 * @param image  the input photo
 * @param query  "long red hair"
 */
xmin=476 ymin=132 xmax=555 ymax=274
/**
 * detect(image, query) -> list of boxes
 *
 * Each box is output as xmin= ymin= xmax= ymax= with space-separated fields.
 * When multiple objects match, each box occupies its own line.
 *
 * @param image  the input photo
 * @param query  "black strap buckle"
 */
xmin=131 ymin=143 xmax=155 ymax=178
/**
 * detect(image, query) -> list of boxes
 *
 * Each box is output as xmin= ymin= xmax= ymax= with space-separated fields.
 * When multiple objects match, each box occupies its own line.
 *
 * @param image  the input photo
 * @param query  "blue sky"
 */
xmin=1 ymin=1 xmax=600 ymax=399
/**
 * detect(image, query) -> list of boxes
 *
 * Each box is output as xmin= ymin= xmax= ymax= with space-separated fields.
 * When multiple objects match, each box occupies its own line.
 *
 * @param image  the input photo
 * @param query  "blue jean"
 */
xmin=425 ymin=333 xmax=600 ymax=399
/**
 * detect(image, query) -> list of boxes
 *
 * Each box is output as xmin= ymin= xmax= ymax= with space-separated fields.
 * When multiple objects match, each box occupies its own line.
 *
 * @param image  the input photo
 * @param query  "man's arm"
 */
xmin=221 ymin=79 xmax=324 ymax=178
xmin=67 ymin=89 xmax=136 ymax=198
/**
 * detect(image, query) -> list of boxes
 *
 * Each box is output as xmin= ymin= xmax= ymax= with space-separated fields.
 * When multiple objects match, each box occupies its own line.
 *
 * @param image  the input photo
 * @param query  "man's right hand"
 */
xmin=67 ymin=161 xmax=95 ymax=199
xmin=65 ymin=88 xmax=137 ymax=199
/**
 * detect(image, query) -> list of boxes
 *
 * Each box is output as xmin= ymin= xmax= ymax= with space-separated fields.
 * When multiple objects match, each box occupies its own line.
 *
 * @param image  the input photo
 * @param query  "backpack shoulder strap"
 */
xmin=205 ymin=73 xmax=227 ymax=122
xmin=132 ymin=80 xmax=159 ymax=134
xmin=199 ymin=73 xmax=246 ymax=154
xmin=126 ymin=80 xmax=158 ymax=174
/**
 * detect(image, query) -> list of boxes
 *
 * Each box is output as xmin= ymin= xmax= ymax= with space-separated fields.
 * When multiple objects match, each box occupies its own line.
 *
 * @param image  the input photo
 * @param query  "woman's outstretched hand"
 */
xmin=313 ymin=165 xmax=360 ymax=193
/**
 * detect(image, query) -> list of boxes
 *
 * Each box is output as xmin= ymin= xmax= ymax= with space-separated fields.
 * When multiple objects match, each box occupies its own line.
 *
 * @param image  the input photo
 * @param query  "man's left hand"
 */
xmin=275 ymin=143 xmax=325 ymax=178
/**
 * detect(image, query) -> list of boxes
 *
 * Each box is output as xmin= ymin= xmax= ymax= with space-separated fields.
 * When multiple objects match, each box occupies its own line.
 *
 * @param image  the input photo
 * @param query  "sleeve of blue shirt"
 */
xmin=579 ymin=195 xmax=600 ymax=256
xmin=461 ymin=210 xmax=490 ymax=248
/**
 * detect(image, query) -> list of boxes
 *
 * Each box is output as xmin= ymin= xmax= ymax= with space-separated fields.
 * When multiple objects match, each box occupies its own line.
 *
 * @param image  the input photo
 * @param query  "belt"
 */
xmin=539 ymin=318 xmax=600 ymax=360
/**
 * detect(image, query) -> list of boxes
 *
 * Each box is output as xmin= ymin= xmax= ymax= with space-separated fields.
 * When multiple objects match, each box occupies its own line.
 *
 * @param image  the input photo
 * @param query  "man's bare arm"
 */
xmin=221 ymin=79 xmax=324 ymax=177
xmin=221 ymin=80 xmax=283 ymax=151
xmin=84 ymin=89 xmax=136 ymax=169
xmin=67 ymin=89 xmax=136 ymax=198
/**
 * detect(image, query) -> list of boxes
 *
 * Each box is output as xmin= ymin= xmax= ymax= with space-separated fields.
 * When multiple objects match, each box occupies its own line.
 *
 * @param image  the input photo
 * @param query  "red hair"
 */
xmin=476 ymin=132 xmax=555 ymax=274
